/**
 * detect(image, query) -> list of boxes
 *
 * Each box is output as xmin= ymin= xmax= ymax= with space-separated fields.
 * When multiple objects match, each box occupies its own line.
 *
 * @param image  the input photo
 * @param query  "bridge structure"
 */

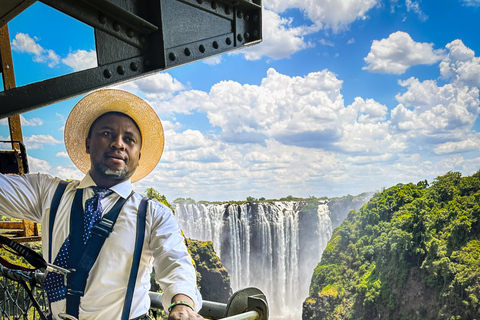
xmin=0 ymin=1 xmax=266 ymax=319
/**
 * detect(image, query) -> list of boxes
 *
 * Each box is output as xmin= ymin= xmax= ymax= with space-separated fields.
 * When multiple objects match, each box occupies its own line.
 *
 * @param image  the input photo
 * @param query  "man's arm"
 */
xmin=0 ymin=173 xmax=59 ymax=222
xmin=148 ymin=201 xmax=203 ymax=318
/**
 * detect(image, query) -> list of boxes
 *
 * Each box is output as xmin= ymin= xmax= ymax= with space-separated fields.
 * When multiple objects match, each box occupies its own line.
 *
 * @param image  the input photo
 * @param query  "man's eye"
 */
xmin=102 ymin=131 xmax=111 ymax=136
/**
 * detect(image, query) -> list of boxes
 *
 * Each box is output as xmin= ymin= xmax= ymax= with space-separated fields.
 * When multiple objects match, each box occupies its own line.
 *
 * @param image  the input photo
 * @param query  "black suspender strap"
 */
xmin=121 ymin=197 xmax=148 ymax=320
xmin=65 ymin=189 xmax=132 ymax=318
xmin=49 ymin=181 xmax=68 ymax=263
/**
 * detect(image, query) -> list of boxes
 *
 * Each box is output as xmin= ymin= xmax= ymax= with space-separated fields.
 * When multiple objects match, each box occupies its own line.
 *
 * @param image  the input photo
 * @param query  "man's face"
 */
xmin=86 ymin=112 xmax=142 ymax=187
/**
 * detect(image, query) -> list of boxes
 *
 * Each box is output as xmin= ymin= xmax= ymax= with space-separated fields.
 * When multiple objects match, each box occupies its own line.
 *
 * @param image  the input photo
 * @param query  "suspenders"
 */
xmin=48 ymin=181 xmax=148 ymax=320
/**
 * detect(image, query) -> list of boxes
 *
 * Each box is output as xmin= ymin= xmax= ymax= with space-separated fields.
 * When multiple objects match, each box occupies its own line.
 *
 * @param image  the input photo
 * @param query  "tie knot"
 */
xmin=91 ymin=187 xmax=113 ymax=200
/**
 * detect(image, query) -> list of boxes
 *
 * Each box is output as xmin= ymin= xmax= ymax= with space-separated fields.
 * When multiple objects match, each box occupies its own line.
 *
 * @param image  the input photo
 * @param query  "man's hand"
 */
xmin=168 ymin=304 xmax=204 ymax=320
xmin=168 ymin=294 xmax=204 ymax=320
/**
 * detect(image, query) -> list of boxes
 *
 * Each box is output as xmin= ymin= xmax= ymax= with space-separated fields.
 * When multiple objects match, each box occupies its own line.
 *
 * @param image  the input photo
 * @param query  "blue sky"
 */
xmin=1 ymin=0 xmax=480 ymax=202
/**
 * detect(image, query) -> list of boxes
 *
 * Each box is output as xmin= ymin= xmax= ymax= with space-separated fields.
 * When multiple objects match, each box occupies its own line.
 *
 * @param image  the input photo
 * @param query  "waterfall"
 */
xmin=175 ymin=201 xmax=333 ymax=319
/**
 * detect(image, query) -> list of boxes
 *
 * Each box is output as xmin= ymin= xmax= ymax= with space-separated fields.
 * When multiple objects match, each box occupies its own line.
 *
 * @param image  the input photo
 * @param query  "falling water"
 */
xmin=175 ymin=201 xmax=333 ymax=319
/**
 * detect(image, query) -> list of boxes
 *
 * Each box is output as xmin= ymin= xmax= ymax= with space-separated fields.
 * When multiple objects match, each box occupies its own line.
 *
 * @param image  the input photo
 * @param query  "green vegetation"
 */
xmin=304 ymin=171 xmax=480 ymax=320
xmin=145 ymin=188 xmax=174 ymax=211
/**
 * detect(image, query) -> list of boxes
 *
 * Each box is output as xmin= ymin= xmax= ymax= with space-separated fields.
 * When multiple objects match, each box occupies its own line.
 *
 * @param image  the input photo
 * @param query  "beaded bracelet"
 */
xmin=168 ymin=301 xmax=195 ymax=313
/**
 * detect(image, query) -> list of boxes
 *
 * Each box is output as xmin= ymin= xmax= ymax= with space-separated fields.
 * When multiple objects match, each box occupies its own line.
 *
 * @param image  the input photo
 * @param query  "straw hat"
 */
xmin=64 ymin=89 xmax=164 ymax=182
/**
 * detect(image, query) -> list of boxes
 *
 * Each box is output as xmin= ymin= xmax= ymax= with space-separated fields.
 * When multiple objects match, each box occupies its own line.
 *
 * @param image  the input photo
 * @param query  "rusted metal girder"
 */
xmin=0 ymin=24 xmax=38 ymax=240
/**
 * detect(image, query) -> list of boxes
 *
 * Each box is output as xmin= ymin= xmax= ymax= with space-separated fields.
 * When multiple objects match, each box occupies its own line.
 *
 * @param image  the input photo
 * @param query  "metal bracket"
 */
xmin=0 ymin=140 xmax=29 ymax=174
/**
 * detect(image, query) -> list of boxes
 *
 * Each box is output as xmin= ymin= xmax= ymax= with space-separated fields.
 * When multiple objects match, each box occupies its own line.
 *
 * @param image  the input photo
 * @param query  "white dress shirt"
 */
xmin=0 ymin=172 xmax=202 ymax=319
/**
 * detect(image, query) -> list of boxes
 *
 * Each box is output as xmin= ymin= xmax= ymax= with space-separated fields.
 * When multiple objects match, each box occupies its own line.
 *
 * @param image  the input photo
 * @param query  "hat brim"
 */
xmin=65 ymin=89 xmax=164 ymax=183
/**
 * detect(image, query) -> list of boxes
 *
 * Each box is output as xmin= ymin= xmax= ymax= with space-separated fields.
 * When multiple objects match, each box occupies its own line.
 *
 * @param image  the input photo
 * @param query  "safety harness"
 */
xmin=0 ymin=181 xmax=149 ymax=320
xmin=49 ymin=181 xmax=149 ymax=320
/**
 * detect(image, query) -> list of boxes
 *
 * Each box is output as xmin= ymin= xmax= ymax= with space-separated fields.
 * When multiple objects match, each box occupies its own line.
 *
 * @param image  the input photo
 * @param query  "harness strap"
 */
xmin=48 ymin=183 xmax=149 ymax=320
xmin=66 ymin=189 xmax=132 ymax=317
xmin=0 ymin=235 xmax=46 ymax=270
xmin=49 ymin=181 xmax=68 ymax=263
xmin=121 ymin=197 xmax=148 ymax=320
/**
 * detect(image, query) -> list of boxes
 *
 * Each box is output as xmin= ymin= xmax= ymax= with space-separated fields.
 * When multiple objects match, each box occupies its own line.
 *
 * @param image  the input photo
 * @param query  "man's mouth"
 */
xmin=106 ymin=154 xmax=126 ymax=163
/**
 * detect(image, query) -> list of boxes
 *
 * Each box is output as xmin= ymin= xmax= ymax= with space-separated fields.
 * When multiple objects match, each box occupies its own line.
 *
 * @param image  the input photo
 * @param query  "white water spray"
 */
xmin=175 ymin=201 xmax=333 ymax=319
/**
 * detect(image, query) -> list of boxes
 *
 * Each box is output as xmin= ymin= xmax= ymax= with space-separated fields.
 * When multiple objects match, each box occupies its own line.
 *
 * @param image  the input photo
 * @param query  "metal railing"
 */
xmin=0 ymin=266 xmax=268 ymax=320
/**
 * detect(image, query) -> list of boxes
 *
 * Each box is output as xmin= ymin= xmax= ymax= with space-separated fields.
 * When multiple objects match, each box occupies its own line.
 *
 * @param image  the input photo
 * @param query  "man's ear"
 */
xmin=86 ymin=138 xmax=91 ymax=154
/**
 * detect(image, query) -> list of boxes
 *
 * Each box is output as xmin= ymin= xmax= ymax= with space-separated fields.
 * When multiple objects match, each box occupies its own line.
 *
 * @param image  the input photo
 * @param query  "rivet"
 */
xmin=117 ymin=66 xmax=125 ymax=75
xmin=237 ymin=11 xmax=243 ymax=19
xmin=113 ymin=22 xmax=121 ymax=31
xmin=226 ymin=37 xmax=232 ymax=45
xmin=104 ymin=69 xmax=112 ymax=78
xmin=139 ymin=36 xmax=146 ymax=43
xmin=199 ymin=44 xmax=206 ymax=53
xmin=211 ymin=1 xmax=217 ymax=9
xmin=225 ymin=7 xmax=231 ymax=14
xmin=213 ymin=41 xmax=219 ymax=49
xmin=169 ymin=52 xmax=176 ymax=61
xmin=253 ymin=15 xmax=258 ymax=22
xmin=184 ymin=48 xmax=191 ymax=56
xmin=130 ymin=62 xmax=138 ymax=71
xmin=237 ymin=34 xmax=243 ymax=42
xmin=127 ymin=29 xmax=134 ymax=38
xmin=244 ymin=32 xmax=250 ymax=40
xmin=244 ymin=14 xmax=250 ymax=21
xmin=98 ymin=14 xmax=107 ymax=24
xmin=253 ymin=30 xmax=258 ymax=37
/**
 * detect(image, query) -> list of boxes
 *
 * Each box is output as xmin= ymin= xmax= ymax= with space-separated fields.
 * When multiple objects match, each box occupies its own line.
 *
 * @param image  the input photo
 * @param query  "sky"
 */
xmin=1 ymin=0 xmax=480 ymax=202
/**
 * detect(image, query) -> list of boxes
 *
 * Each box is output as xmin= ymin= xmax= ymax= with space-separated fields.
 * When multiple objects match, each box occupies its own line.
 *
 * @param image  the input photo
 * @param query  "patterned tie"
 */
xmin=45 ymin=187 xmax=113 ymax=303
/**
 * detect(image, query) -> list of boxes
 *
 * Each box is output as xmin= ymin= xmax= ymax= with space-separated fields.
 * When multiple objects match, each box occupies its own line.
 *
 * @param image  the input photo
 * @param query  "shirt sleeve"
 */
xmin=0 ymin=173 xmax=60 ymax=222
xmin=148 ymin=201 xmax=203 ymax=313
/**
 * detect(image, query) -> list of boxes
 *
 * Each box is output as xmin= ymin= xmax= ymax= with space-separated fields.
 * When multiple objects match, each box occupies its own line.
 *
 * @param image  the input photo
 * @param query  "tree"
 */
xmin=145 ymin=187 xmax=174 ymax=211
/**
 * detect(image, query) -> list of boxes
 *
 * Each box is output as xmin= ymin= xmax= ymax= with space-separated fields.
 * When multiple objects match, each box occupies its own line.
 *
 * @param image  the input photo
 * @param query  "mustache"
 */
xmin=104 ymin=152 xmax=128 ymax=162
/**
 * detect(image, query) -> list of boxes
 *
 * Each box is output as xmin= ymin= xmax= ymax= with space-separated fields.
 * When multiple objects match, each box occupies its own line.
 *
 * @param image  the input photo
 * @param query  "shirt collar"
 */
xmin=78 ymin=172 xmax=133 ymax=199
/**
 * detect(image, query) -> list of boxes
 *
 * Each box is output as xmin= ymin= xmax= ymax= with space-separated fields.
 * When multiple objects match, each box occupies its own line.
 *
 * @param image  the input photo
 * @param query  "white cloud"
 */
xmin=405 ymin=0 xmax=428 ymax=21
xmin=62 ymin=49 xmax=97 ymax=71
xmin=460 ymin=0 xmax=480 ymax=6
xmin=265 ymin=0 xmax=380 ymax=33
xmin=124 ymin=67 xmax=480 ymax=201
xmin=54 ymin=166 xmax=84 ymax=181
xmin=11 ymin=33 xmax=60 ymax=67
xmin=363 ymin=31 xmax=443 ymax=74
xmin=24 ymin=134 xmax=62 ymax=150
xmin=347 ymin=38 xmax=355 ymax=44
xmin=320 ymin=39 xmax=335 ymax=47
xmin=238 ymin=9 xmax=314 ymax=60
xmin=440 ymin=40 xmax=480 ymax=87
xmin=20 ymin=115 xmax=43 ymax=126
xmin=0 ymin=115 xmax=43 ymax=126
xmin=434 ymin=134 xmax=480 ymax=154
xmin=203 ymin=56 xmax=222 ymax=66
xmin=27 ymin=156 xmax=52 ymax=173
xmin=392 ymin=77 xmax=480 ymax=145
xmin=56 ymin=151 xmax=69 ymax=158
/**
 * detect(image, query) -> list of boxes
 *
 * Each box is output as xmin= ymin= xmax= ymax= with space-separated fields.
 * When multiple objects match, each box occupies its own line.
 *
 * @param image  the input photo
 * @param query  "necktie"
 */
xmin=45 ymin=187 xmax=113 ymax=303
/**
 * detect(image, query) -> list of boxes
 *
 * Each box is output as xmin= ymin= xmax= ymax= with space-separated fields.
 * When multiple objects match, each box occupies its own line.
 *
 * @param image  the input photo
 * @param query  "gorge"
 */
xmin=175 ymin=196 xmax=370 ymax=319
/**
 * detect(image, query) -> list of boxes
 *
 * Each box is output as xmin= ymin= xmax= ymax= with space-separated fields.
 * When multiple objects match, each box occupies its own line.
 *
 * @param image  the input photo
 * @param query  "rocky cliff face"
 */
xmin=187 ymin=238 xmax=232 ymax=303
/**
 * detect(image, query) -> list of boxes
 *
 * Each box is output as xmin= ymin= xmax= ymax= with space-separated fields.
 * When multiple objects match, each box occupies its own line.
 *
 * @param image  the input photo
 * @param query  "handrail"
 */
xmin=0 ymin=264 xmax=269 ymax=320
xmin=149 ymin=287 xmax=268 ymax=320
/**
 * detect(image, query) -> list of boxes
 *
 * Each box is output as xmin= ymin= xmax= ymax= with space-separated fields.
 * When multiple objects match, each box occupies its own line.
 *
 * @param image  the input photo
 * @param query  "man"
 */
xmin=0 ymin=89 xmax=203 ymax=320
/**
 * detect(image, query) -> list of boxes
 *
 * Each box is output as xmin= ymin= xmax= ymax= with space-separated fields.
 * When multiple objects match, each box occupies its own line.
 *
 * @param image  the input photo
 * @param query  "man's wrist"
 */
xmin=168 ymin=300 xmax=195 ymax=313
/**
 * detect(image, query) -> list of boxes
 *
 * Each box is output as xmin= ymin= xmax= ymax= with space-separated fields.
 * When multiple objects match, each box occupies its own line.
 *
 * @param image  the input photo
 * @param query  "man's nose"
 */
xmin=110 ymin=135 xmax=125 ymax=149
